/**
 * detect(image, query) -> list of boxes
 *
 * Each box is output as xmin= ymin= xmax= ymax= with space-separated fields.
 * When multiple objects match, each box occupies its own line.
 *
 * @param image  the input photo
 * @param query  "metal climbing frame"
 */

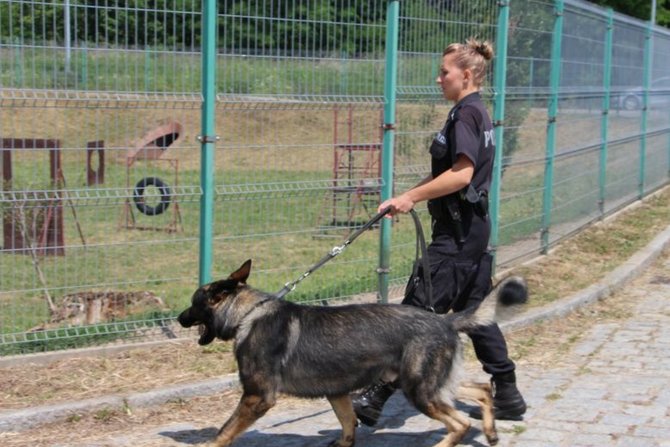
xmin=317 ymin=105 xmax=384 ymax=231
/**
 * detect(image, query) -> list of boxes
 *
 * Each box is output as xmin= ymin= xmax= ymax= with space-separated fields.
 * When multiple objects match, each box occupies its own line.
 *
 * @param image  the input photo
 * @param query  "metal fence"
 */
xmin=1 ymin=0 xmax=668 ymax=356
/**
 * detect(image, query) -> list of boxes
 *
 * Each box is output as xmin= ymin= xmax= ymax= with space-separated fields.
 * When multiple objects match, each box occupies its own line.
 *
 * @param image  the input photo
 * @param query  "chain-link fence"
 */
xmin=1 ymin=0 xmax=668 ymax=356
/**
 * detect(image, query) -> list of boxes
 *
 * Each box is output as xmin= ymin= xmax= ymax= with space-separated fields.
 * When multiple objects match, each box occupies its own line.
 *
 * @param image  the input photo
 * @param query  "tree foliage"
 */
xmin=589 ymin=0 xmax=670 ymax=27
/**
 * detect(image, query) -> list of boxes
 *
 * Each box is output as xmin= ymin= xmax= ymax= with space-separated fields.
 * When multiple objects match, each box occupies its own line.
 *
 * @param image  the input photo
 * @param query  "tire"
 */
xmin=622 ymin=95 xmax=640 ymax=111
xmin=133 ymin=177 xmax=171 ymax=216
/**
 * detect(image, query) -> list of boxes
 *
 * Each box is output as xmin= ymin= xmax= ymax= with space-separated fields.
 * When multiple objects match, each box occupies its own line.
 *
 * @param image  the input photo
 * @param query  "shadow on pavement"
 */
xmin=159 ymin=426 xmax=490 ymax=447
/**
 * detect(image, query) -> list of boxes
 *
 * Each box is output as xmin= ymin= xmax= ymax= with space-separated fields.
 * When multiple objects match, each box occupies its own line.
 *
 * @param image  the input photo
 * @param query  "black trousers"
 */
xmin=401 ymin=233 xmax=515 ymax=377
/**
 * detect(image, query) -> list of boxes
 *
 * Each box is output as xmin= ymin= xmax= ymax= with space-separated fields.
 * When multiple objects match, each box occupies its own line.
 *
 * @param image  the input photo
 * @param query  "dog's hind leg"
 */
xmin=326 ymin=395 xmax=356 ymax=447
xmin=457 ymin=382 xmax=498 ymax=446
xmin=422 ymin=402 xmax=471 ymax=447
xmin=210 ymin=393 xmax=275 ymax=447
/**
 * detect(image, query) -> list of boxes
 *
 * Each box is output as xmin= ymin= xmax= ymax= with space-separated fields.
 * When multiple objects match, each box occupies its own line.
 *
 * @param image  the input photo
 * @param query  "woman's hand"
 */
xmin=378 ymin=193 xmax=416 ymax=217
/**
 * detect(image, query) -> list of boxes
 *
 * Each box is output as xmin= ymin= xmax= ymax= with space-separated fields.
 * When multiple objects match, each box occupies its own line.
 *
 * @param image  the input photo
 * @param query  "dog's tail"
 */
xmin=449 ymin=276 xmax=528 ymax=333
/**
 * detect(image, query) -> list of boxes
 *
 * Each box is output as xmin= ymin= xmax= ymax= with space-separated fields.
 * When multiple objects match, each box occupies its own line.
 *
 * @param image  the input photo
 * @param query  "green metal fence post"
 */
xmin=490 ymin=0 xmax=511 ymax=272
xmin=199 ymin=0 xmax=217 ymax=286
xmin=378 ymin=0 xmax=399 ymax=304
xmin=599 ymin=8 xmax=614 ymax=216
xmin=529 ymin=57 xmax=535 ymax=107
xmin=639 ymin=22 xmax=653 ymax=198
xmin=541 ymin=0 xmax=564 ymax=253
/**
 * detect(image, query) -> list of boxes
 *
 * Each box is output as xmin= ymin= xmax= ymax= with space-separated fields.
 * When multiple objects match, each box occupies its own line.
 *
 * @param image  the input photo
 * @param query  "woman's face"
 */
xmin=436 ymin=53 xmax=473 ymax=102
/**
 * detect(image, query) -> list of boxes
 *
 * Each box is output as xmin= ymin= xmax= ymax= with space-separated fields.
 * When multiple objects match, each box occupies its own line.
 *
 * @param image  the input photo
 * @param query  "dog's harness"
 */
xmin=274 ymin=208 xmax=434 ymax=310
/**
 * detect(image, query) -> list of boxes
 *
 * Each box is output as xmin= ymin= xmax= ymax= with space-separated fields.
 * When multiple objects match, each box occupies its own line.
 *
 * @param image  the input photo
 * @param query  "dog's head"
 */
xmin=178 ymin=259 xmax=252 ymax=345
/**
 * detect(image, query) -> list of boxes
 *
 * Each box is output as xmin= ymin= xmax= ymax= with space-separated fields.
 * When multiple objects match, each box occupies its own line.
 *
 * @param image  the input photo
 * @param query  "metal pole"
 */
xmin=145 ymin=47 xmax=151 ymax=92
xmin=378 ymin=0 xmax=399 ymax=304
xmin=81 ymin=45 xmax=87 ymax=89
xmin=199 ymin=0 xmax=217 ymax=286
xmin=490 ymin=0 xmax=511 ymax=272
xmin=651 ymin=0 xmax=657 ymax=25
xmin=599 ymin=8 xmax=614 ymax=216
xmin=541 ymin=0 xmax=564 ymax=253
xmin=639 ymin=21 xmax=652 ymax=198
xmin=529 ymin=57 xmax=534 ymax=107
xmin=640 ymin=0 xmax=657 ymax=195
xmin=64 ymin=0 xmax=71 ymax=74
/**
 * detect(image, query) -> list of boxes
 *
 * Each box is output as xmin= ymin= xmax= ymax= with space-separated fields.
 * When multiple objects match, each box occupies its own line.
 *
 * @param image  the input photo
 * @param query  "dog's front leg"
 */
xmin=208 ymin=393 xmax=275 ymax=447
xmin=327 ymin=395 xmax=356 ymax=447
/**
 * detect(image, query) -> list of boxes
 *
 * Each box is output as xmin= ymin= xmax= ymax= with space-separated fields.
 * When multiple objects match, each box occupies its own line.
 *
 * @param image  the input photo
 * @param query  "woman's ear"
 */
xmin=462 ymin=68 xmax=473 ymax=84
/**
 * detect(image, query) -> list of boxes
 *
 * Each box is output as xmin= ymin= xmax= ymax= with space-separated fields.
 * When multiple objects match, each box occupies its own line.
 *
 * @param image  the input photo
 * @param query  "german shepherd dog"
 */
xmin=178 ymin=260 xmax=527 ymax=447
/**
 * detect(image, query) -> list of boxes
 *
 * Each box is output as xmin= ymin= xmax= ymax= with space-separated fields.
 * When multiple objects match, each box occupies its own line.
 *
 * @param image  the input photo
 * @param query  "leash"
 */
xmin=275 ymin=206 xmax=392 ymax=299
xmin=275 ymin=208 xmax=433 ymax=308
xmin=408 ymin=209 xmax=434 ymax=312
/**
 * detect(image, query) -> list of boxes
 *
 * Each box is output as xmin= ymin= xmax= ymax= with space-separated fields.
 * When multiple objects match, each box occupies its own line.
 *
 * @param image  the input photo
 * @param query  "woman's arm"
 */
xmin=378 ymin=154 xmax=474 ymax=215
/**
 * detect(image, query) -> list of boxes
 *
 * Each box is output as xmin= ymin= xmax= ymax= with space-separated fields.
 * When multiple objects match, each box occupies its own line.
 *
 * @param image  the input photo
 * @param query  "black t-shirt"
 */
xmin=428 ymin=92 xmax=495 ymax=257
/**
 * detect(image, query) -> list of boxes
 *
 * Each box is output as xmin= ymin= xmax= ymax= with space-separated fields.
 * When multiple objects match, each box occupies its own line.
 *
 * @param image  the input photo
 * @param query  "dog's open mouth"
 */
xmin=197 ymin=324 xmax=216 ymax=345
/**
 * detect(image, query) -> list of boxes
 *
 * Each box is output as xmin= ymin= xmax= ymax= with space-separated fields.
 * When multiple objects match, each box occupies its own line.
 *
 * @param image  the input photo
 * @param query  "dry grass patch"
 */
xmin=0 ymin=342 xmax=236 ymax=410
xmin=514 ymin=188 xmax=670 ymax=307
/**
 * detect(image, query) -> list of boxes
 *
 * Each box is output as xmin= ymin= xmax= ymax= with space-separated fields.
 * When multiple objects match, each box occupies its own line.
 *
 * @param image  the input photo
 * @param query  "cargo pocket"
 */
xmin=402 ymin=257 xmax=475 ymax=314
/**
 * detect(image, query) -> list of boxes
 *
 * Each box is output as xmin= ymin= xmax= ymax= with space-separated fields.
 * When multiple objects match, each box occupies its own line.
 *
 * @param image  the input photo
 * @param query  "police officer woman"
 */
xmin=352 ymin=38 xmax=526 ymax=425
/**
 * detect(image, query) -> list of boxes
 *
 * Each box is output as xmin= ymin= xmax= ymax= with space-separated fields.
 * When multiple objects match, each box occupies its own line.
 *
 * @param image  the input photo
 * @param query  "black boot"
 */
xmin=351 ymin=380 xmax=397 ymax=427
xmin=470 ymin=372 xmax=527 ymax=421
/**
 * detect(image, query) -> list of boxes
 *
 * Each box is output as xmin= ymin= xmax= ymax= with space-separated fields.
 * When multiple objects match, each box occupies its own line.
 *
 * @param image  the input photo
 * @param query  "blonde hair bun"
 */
xmin=466 ymin=38 xmax=494 ymax=61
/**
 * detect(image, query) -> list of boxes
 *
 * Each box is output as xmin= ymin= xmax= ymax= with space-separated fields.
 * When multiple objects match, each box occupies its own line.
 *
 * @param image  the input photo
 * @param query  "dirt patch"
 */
xmin=29 ymin=291 xmax=168 ymax=332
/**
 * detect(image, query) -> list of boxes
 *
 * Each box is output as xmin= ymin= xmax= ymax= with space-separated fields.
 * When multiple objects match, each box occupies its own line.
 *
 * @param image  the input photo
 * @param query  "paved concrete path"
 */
xmin=44 ymin=248 xmax=670 ymax=447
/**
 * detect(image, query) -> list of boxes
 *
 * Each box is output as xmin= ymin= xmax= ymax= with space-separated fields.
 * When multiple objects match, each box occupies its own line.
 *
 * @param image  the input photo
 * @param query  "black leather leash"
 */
xmin=408 ymin=209 xmax=434 ymax=311
xmin=275 ymin=207 xmax=433 ymax=308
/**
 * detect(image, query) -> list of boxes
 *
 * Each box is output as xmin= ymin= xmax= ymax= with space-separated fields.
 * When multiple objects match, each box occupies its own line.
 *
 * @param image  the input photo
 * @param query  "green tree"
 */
xmin=218 ymin=0 xmax=385 ymax=55
xmin=655 ymin=0 xmax=670 ymax=26
xmin=589 ymin=0 xmax=670 ymax=26
xmin=0 ymin=0 xmax=202 ymax=48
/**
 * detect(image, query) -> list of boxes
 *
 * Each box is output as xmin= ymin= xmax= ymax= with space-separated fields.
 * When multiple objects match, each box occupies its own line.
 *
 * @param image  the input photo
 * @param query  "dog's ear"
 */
xmin=229 ymin=259 xmax=252 ymax=284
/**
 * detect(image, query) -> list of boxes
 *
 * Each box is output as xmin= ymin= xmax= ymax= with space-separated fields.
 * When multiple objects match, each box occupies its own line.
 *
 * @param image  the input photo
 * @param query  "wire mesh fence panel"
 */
xmin=1 ymin=0 xmax=669 ymax=355
xmin=645 ymin=133 xmax=670 ymax=192
xmin=495 ymin=0 xmax=555 ymax=265
xmin=0 ymin=0 xmax=204 ymax=354
xmin=498 ymin=0 xmax=670 ymax=264
xmin=545 ymin=3 xmax=610 ymax=246
xmin=210 ymin=0 xmax=387 ymax=307
xmin=646 ymin=30 xmax=670 ymax=192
